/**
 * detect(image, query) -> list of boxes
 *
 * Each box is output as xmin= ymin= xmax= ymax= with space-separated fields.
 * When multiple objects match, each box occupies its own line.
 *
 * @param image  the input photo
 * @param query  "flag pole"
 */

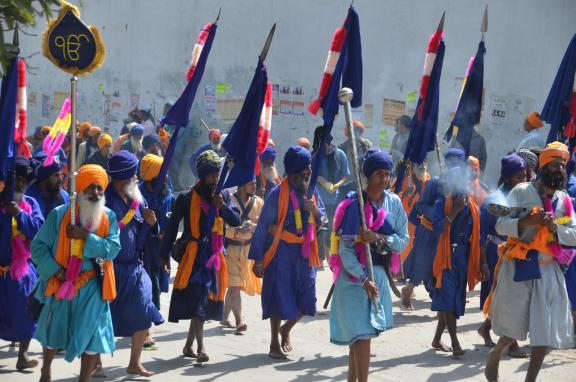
xmin=69 ymin=75 xmax=78 ymax=247
xmin=339 ymin=87 xmax=378 ymax=309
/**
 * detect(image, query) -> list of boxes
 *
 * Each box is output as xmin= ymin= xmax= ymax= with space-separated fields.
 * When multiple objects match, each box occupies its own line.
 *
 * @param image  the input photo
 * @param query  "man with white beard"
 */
xmin=190 ymin=129 xmax=227 ymax=178
xmin=121 ymin=123 xmax=145 ymax=158
xmin=32 ymin=164 xmax=120 ymax=382
xmin=105 ymin=151 xmax=164 ymax=377
xmin=0 ymin=157 xmax=44 ymax=371
xmin=256 ymin=146 xmax=281 ymax=199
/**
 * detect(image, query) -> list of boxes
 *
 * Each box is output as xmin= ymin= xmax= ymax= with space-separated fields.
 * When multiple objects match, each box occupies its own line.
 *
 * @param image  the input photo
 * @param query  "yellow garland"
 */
xmin=294 ymin=209 xmax=303 ymax=232
xmin=119 ymin=208 xmax=136 ymax=227
xmin=212 ymin=216 xmax=224 ymax=235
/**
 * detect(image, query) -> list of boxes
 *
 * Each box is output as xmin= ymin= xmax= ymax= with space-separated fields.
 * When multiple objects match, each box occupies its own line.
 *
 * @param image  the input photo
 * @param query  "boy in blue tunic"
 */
xmin=0 ymin=157 xmax=44 ymax=370
xmin=249 ymin=146 xmax=327 ymax=359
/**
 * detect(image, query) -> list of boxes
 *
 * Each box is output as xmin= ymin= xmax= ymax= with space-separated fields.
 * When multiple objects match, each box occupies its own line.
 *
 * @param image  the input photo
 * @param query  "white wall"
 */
xmin=18 ymin=0 xmax=576 ymax=188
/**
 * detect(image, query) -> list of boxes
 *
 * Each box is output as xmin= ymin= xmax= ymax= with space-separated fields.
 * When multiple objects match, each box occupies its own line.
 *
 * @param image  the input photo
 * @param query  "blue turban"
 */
xmin=34 ymin=151 xmax=62 ymax=182
xmin=260 ymin=146 xmax=277 ymax=161
xmin=15 ymin=156 xmax=37 ymax=181
xmin=196 ymin=150 xmax=222 ymax=179
xmin=283 ymin=145 xmax=311 ymax=175
xmin=362 ymin=148 xmax=393 ymax=178
xmin=444 ymin=148 xmax=466 ymax=168
xmin=143 ymin=134 xmax=162 ymax=150
xmin=501 ymin=154 xmax=526 ymax=179
xmin=130 ymin=124 xmax=144 ymax=137
xmin=108 ymin=150 xmax=139 ymax=180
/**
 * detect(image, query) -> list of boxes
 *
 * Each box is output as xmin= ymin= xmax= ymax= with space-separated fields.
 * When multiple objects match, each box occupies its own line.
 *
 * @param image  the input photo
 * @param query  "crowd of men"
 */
xmin=0 ymin=108 xmax=574 ymax=382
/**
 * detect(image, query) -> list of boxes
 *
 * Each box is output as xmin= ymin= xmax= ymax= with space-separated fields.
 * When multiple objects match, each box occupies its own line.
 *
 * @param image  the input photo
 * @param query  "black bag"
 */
xmin=171 ymin=234 xmax=190 ymax=263
xmin=26 ymin=285 xmax=44 ymax=322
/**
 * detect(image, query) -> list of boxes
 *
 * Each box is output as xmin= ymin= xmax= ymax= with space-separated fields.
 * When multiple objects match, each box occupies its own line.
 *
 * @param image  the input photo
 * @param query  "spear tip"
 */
xmin=214 ymin=7 xmax=222 ymax=24
xmin=437 ymin=11 xmax=446 ymax=32
xmin=481 ymin=4 xmax=488 ymax=34
xmin=12 ymin=23 xmax=19 ymax=46
xmin=259 ymin=23 xmax=276 ymax=61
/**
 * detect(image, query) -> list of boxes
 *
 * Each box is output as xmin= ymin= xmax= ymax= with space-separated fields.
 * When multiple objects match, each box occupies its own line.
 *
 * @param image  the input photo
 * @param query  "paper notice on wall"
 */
xmin=41 ymin=94 xmax=50 ymax=117
xmin=365 ymin=104 xmax=374 ymax=128
xmin=406 ymin=91 xmax=418 ymax=103
xmin=217 ymin=99 xmax=243 ymax=121
xmin=216 ymin=83 xmax=230 ymax=95
xmin=381 ymin=98 xmax=405 ymax=126
xmin=204 ymin=85 xmax=217 ymax=115
xmin=292 ymin=86 xmax=304 ymax=116
xmin=379 ymin=128 xmax=391 ymax=150
xmin=279 ymin=85 xmax=292 ymax=115
xmin=272 ymin=84 xmax=280 ymax=116
xmin=489 ymin=95 xmax=508 ymax=130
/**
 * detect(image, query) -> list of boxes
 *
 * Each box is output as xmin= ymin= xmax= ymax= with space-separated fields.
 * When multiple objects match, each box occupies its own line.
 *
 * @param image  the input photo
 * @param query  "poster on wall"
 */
xmin=381 ymin=98 xmax=405 ymax=126
xmin=279 ymin=85 xmax=292 ymax=115
xmin=272 ymin=84 xmax=280 ymax=116
xmin=365 ymin=104 xmax=374 ymax=128
xmin=204 ymin=85 xmax=217 ymax=115
xmin=42 ymin=94 xmax=50 ymax=117
xmin=292 ymin=85 xmax=304 ymax=116
xmin=489 ymin=94 xmax=508 ymax=130
xmin=216 ymin=99 xmax=243 ymax=121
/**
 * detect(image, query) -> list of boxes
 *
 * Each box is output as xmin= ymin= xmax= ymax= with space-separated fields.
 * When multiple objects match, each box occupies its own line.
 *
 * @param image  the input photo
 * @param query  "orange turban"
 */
xmin=88 ymin=126 xmax=102 ymax=137
xmin=468 ymin=156 xmax=480 ymax=172
xmin=97 ymin=134 xmax=113 ymax=149
xmin=140 ymin=154 xmax=163 ymax=181
xmin=41 ymin=125 xmax=51 ymax=134
xmin=76 ymin=164 xmax=109 ymax=194
xmin=527 ymin=112 xmax=544 ymax=128
xmin=539 ymin=141 xmax=569 ymax=169
xmin=79 ymin=122 xmax=92 ymax=137
xmin=296 ymin=137 xmax=310 ymax=149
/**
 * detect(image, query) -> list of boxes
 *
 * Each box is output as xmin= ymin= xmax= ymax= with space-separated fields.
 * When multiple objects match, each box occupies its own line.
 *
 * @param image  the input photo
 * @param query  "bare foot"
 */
xmin=39 ymin=367 xmax=51 ymax=382
xmin=401 ymin=287 xmax=414 ymax=310
xmin=485 ymin=350 xmax=500 ymax=382
xmin=268 ymin=346 xmax=287 ymax=360
xmin=182 ymin=347 xmax=197 ymax=358
xmin=431 ymin=340 xmax=452 ymax=352
xmin=452 ymin=343 xmax=465 ymax=357
xmin=196 ymin=352 xmax=209 ymax=363
xmin=478 ymin=326 xmax=496 ymax=347
xmin=279 ymin=325 xmax=293 ymax=353
xmin=16 ymin=357 xmax=38 ymax=370
xmin=127 ymin=364 xmax=155 ymax=377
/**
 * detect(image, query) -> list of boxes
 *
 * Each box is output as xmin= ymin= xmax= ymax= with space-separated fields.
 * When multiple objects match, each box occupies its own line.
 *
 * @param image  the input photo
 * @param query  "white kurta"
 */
xmin=491 ymin=182 xmax=574 ymax=348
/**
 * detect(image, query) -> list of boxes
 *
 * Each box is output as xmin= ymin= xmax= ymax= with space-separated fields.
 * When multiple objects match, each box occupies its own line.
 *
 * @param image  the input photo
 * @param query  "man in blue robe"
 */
xmin=160 ymin=150 xmax=241 ymax=363
xmin=249 ymin=146 xmax=327 ymax=359
xmin=32 ymin=164 xmax=120 ymax=382
xmin=106 ymin=150 xmax=164 ymax=377
xmin=26 ymin=151 xmax=69 ymax=218
xmin=0 ymin=157 xmax=44 ymax=370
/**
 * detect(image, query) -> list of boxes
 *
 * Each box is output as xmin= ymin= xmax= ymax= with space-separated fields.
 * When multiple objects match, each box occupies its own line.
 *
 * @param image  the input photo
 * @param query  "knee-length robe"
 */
xmin=248 ymin=185 xmax=326 ymax=320
xmin=0 ymin=196 xmax=44 ymax=342
xmin=32 ymin=204 xmax=120 ymax=361
xmin=490 ymin=183 xmax=574 ymax=348
xmin=106 ymin=187 xmax=164 ymax=337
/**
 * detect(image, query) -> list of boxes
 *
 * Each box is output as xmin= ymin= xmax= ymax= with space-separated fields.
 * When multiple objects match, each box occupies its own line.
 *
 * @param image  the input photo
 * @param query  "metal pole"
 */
xmin=70 ymin=75 xmax=78 ymax=230
xmin=338 ymin=87 xmax=377 ymax=310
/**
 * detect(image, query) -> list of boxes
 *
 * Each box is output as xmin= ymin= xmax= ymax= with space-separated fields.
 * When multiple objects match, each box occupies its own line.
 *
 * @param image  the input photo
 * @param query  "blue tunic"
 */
xmin=105 ymin=187 xmax=164 ymax=337
xmin=25 ymin=182 xmax=70 ymax=220
xmin=160 ymin=189 xmax=241 ymax=322
xmin=139 ymin=183 xmax=175 ymax=308
xmin=248 ymin=185 xmax=327 ymax=320
xmin=32 ymin=204 xmax=120 ymax=362
xmin=330 ymin=191 xmax=409 ymax=345
xmin=429 ymin=195 xmax=475 ymax=318
xmin=403 ymin=176 xmax=444 ymax=286
xmin=0 ymin=196 xmax=44 ymax=342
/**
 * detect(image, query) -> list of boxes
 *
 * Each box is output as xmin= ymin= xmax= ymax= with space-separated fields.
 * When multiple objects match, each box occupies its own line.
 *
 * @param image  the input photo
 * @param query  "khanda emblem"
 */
xmin=42 ymin=0 xmax=105 ymax=76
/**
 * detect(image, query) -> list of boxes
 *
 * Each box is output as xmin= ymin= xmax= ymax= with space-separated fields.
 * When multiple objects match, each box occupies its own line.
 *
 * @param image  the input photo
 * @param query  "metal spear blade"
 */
xmin=12 ymin=24 xmax=19 ymax=46
xmin=481 ymin=4 xmax=488 ymax=40
xmin=215 ymin=8 xmax=222 ymax=25
xmin=436 ymin=11 xmax=446 ymax=33
xmin=259 ymin=23 xmax=276 ymax=62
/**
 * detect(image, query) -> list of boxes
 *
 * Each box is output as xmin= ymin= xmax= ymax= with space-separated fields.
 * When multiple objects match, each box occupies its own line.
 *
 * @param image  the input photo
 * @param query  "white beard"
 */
xmin=131 ymin=137 xmax=143 ymax=153
xmin=78 ymin=193 xmax=106 ymax=231
xmin=262 ymin=165 xmax=279 ymax=183
xmin=125 ymin=177 xmax=143 ymax=204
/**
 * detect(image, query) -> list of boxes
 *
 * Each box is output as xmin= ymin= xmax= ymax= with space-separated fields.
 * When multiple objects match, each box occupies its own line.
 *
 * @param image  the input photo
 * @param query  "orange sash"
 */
xmin=432 ymin=194 xmax=481 ymax=291
xmin=262 ymin=178 xmax=320 ymax=269
xmin=45 ymin=208 xmax=116 ymax=301
xmin=173 ymin=190 xmax=228 ymax=301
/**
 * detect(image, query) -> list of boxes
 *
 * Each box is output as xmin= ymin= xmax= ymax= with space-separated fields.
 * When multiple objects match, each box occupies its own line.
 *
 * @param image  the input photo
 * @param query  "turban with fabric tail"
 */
xmin=501 ymin=154 xmax=526 ymax=179
xmin=97 ymin=134 xmax=113 ymax=149
xmin=260 ymin=146 xmax=277 ymax=161
xmin=196 ymin=150 xmax=222 ymax=179
xmin=33 ymin=151 xmax=62 ymax=182
xmin=76 ymin=164 xmax=109 ymax=194
xmin=362 ymin=148 xmax=393 ymax=178
xmin=540 ymin=141 xmax=570 ymax=169
xmin=283 ymin=145 xmax=312 ymax=175
xmin=527 ymin=112 xmax=544 ymax=128
xmin=140 ymin=154 xmax=163 ymax=181
xmin=15 ymin=157 xmax=37 ymax=181
xmin=108 ymin=150 xmax=139 ymax=180
xmin=516 ymin=149 xmax=538 ymax=170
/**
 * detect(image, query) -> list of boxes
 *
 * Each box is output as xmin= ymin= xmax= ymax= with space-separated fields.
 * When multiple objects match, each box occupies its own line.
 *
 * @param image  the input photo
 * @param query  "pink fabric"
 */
xmin=390 ymin=252 xmax=401 ymax=274
xmin=543 ymin=197 xmax=576 ymax=266
xmin=288 ymin=191 xmax=314 ymax=259
xmin=202 ymin=201 xmax=224 ymax=271
xmin=9 ymin=199 xmax=32 ymax=281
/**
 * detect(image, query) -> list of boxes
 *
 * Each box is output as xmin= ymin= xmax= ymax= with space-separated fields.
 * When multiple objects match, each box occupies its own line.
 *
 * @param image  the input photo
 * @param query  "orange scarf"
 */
xmin=173 ymin=190 xmax=228 ymax=301
xmin=432 ymin=194 xmax=481 ymax=291
xmin=263 ymin=178 xmax=320 ymax=269
xmin=45 ymin=208 xmax=116 ymax=301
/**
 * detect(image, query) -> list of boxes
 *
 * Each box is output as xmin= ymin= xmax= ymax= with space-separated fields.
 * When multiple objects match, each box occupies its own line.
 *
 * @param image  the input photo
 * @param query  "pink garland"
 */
xmin=289 ymin=191 xmax=315 ymax=259
xmin=543 ymin=197 xmax=576 ymax=265
xmin=118 ymin=200 xmax=140 ymax=229
xmin=203 ymin=201 xmax=224 ymax=271
xmin=9 ymin=199 xmax=32 ymax=281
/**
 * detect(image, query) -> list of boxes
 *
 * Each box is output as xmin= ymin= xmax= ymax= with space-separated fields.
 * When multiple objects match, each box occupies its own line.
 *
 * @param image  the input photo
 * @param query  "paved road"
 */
xmin=1 ymin=265 xmax=574 ymax=381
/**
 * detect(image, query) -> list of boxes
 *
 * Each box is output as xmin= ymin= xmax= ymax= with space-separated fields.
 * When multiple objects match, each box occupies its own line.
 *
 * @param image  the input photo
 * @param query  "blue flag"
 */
xmin=445 ymin=41 xmax=485 ymax=156
xmin=0 ymin=57 xmax=18 ymax=194
xmin=219 ymin=59 xmax=268 ymax=189
xmin=542 ymin=33 xmax=576 ymax=144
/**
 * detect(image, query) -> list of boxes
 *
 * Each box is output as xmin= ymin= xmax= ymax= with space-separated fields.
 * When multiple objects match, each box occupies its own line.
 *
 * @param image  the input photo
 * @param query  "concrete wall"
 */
xmin=18 ymin=0 xmax=576 ymax=188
